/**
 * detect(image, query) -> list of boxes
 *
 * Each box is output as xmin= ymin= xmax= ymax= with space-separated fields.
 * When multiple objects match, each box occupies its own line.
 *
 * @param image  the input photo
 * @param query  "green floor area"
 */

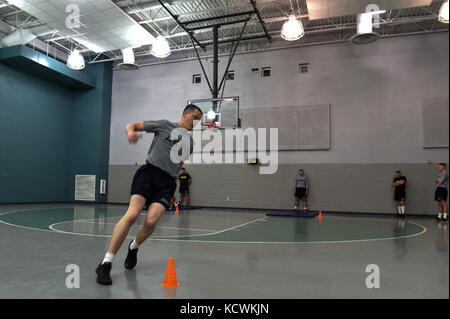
xmin=0 ymin=206 xmax=426 ymax=243
xmin=167 ymin=217 xmax=425 ymax=243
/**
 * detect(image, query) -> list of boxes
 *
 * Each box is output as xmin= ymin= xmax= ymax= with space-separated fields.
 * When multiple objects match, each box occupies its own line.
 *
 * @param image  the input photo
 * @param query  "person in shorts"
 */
xmin=435 ymin=163 xmax=448 ymax=222
xmin=392 ymin=170 xmax=407 ymax=217
xmin=294 ymin=169 xmax=310 ymax=212
xmin=178 ymin=167 xmax=192 ymax=207
xmin=95 ymin=104 xmax=203 ymax=285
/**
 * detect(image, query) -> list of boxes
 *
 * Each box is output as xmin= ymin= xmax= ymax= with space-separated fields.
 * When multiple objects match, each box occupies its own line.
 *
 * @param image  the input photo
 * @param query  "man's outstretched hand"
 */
xmin=127 ymin=132 xmax=142 ymax=144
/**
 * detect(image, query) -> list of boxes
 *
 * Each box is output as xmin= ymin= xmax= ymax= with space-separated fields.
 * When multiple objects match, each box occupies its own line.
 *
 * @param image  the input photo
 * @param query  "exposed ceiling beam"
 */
xmin=122 ymin=0 xmax=284 ymax=15
xmin=94 ymin=28 xmax=449 ymax=67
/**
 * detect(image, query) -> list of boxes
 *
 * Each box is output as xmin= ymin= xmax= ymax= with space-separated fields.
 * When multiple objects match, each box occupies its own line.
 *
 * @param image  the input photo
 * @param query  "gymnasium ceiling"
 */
xmin=0 ymin=0 xmax=448 ymax=67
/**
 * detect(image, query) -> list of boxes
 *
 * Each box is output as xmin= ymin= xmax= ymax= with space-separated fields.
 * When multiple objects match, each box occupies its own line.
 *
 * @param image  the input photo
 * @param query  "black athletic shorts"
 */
xmin=394 ymin=190 xmax=406 ymax=201
xmin=295 ymin=187 xmax=307 ymax=199
xmin=435 ymin=187 xmax=448 ymax=201
xmin=179 ymin=186 xmax=189 ymax=194
xmin=130 ymin=164 xmax=176 ymax=209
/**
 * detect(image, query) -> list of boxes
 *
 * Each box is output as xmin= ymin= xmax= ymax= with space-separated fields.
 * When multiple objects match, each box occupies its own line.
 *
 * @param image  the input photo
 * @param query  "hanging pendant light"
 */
xmin=67 ymin=49 xmax=85 ymax=70
xmin=439 ymin=0 xmax=449 ymax=23
xmin=281 ymin=14 xmax=305 ymax=41
xmin=150 ymin=35 xmax=171 ymax=58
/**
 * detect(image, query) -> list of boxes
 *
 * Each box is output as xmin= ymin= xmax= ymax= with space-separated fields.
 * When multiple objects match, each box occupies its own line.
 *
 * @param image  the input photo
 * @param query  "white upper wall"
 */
xmin=109 ymin=33 xmax=449 ymax=165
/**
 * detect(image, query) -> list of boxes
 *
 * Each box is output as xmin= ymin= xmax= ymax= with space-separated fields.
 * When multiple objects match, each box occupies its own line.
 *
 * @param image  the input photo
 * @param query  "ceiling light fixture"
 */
xmin=66 ymin=49 xmax=85 ymax=70
xmin=439 ymin=0 xmax=449 ymax=23
xmin=281 ymin=14 xmax=305 ymax=41
xmin=150 ymin=35 xmax=171 ymax=58
xmin=281 ymin=0 xmax=304 ymax=41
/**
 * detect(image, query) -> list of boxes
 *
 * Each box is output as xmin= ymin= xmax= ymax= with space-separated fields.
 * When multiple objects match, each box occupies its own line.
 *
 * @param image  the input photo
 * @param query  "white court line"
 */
xmin=49 ymin=216 xmax=269 ymax=238
xmin=53 ymin=220 xmax=219 ymax=232
xmin=0 ymin=207 xmax=428 ymax=244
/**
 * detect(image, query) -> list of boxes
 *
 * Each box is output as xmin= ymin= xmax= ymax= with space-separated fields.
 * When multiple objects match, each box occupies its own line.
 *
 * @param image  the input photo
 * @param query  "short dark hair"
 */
xmin=438 ymin=163 xmax=446 ymax=169
xmin=183 ymin=104 xmax=203 ymax=115
xmin=181 ymin=167 xmax=186 ymax=170
xmin=299 ymin=169 xmax=304 ymax=172
xmin=395 ymin=170 xmax=401 ymax=174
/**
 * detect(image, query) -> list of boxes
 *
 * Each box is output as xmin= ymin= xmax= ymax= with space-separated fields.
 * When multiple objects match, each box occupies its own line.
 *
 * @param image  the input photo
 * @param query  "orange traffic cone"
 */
xmin=161 ymin=257 xmax=180 ymax=287
xmin=175 ymin=203 xmax=179 ymax=215
xmin=163 ymin=286 xmax=178 ymax=299
xmin=318 ymin=210 xmax=323 ymax=223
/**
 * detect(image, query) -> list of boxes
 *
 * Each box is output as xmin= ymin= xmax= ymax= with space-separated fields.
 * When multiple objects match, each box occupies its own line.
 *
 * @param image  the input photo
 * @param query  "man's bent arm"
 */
xmin=126 ymin=122 xmax=145 ymax=133
xmin=126 ymin=122 xmax=145 ymax=144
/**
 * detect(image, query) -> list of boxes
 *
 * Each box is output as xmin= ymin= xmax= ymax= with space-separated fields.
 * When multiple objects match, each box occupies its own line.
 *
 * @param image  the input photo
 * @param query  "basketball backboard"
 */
xmin=187 ymin=97 xmax=239 ymax=130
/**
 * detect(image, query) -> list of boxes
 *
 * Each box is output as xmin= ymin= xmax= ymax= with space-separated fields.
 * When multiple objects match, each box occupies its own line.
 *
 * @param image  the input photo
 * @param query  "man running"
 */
xmin=95 ymin=104 xmax=203 ymax=285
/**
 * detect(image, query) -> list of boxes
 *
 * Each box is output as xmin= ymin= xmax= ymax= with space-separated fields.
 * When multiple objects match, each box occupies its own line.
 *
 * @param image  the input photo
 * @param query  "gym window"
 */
xmin=226 ymin=70 xmax=235 ymax=80
xmin=299 ymin=63 xmax=309 ymax=73
xmin=193 ymin=74 xmax=201 ymax=84
xmin=261 ymin=67 xmax=271 ymax=77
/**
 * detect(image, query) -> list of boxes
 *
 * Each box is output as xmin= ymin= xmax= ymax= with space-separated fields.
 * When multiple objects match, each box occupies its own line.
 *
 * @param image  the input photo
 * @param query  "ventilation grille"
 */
xmin=75 ymin=175 xmax=96 ymax=201
xmin=350 ymin=32 xmax=380 ymax=44
xmin=118 ymin=62 xmax=139 ymax=70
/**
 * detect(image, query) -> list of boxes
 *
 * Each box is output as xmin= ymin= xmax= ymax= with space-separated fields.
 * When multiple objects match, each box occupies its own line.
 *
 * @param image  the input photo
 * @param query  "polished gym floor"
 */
xmin=0 ymin=203 xmax=447 ymax=299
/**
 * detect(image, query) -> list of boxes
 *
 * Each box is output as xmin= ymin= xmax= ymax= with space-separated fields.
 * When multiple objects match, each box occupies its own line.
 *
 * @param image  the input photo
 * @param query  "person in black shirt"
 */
xmin=178 ymin=167 xmax=192 ymax=207
xmin=392 ymin=170 xmax=407 ymax=217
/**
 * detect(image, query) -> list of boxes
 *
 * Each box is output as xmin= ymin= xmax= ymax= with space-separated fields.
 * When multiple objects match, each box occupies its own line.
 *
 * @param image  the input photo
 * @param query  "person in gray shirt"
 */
xmin=96 ymin=104 xmax=203 ymax=285
xmin=435 ymin=163 xmax=448 ymax=222
xmin=294 ymin=169 xmax=310 ymax=212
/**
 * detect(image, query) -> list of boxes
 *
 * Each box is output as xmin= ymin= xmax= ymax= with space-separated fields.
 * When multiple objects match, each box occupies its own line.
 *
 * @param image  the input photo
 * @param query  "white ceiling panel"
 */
xmin=7 ymin=0 xmax=155 ymax=52
xmin=306 ymin=0 xmax=433 ymax=20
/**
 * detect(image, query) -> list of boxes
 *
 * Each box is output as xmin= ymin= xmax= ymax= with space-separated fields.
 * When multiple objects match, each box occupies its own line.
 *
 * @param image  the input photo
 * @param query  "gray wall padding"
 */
xmin=241 ymin=104 xmax=330 ymax=150
xmin=423 ymin=97 xmax=449 ymax=148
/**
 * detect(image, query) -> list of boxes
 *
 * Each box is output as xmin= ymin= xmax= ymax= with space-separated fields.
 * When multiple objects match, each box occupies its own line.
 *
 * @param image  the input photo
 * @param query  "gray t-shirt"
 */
xmin=143 ymin=120 xmax=193 ymax=178
xmin=437 ymin=171 xmax=448 ymax=189
xmin=295 ymin=175 xmax=309 ymax=190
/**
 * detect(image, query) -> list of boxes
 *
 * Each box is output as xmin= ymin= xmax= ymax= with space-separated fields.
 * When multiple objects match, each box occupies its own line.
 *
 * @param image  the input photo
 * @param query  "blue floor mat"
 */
xmin=266 ymin=210 xmax=319 ymax=218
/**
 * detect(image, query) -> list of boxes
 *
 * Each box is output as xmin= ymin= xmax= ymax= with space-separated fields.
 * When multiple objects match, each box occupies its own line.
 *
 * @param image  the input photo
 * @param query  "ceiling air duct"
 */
xmin=350 ymin=10 xmax=385 ymax=45
xmin=118 ymin=47 xmax=139 ymax=70
xmin=0 ymin=24 xmax=54 ymax=48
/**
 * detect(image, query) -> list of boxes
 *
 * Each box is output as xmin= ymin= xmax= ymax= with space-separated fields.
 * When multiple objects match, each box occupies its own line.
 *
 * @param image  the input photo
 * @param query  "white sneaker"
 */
xmin=294 ymin=206 xmax=298 ymax=211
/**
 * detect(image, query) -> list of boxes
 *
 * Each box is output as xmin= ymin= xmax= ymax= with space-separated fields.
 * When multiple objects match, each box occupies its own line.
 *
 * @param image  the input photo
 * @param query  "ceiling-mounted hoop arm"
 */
xmin=218 ymin=19 xmax=250 ymax=93
xmin=181 ymin=10 xmax=257 ymax=26
xmin=156 ymin=0 xmax=206 ymax=51
xmin=188 ymin=33 xmax=214 ymax=95
xmin=250 ymin=0 xmax=272 ymax=42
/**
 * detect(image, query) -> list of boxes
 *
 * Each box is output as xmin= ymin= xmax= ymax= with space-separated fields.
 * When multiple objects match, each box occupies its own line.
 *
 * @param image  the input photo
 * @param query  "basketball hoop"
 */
xmin=201 ymin=122 xmax=217 ymax=129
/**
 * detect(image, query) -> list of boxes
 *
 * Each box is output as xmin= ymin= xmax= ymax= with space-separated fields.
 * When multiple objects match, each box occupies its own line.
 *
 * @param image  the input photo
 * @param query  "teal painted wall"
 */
xmin=69 ymin=63 xmax=112 ymax=203
xmin=0 ymin=50 xmax=112 ymax=203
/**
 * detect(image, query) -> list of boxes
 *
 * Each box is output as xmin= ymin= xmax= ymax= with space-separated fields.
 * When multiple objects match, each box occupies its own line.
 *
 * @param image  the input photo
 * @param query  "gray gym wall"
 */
xmin=108 ymin=33 xmax=449 ymax=215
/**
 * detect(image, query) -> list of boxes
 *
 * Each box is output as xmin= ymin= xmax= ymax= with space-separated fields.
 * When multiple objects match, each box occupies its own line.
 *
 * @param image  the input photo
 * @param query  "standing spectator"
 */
xmin=178 ymin=167 xmax=192 ymax=207
xmin=435 ymin=163 xmax=448 ymax=222
xmin=392 ymin=170 xmax=407 ymax=217
xmin=294 ymin=169 xmax=310 ymax=212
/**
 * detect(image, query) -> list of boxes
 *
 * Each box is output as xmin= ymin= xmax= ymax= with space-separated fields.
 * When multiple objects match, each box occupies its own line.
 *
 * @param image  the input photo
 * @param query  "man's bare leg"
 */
xmin=441 ymin=200 xmax=448 ymax=221
xmin=135 ymin=202 xmax=166 ymax=245
xmin=107 ymin=194 xmax=146 ymax=255
xmin=179 ymin=193 xmax=184 ymax=206
xmin=185 ymin=193 xmax=190 ymax=206
xmin=169 ymin=195 xmax=176 ymax=209
xmin=97 ymin=194 xmax=146 ymax=285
